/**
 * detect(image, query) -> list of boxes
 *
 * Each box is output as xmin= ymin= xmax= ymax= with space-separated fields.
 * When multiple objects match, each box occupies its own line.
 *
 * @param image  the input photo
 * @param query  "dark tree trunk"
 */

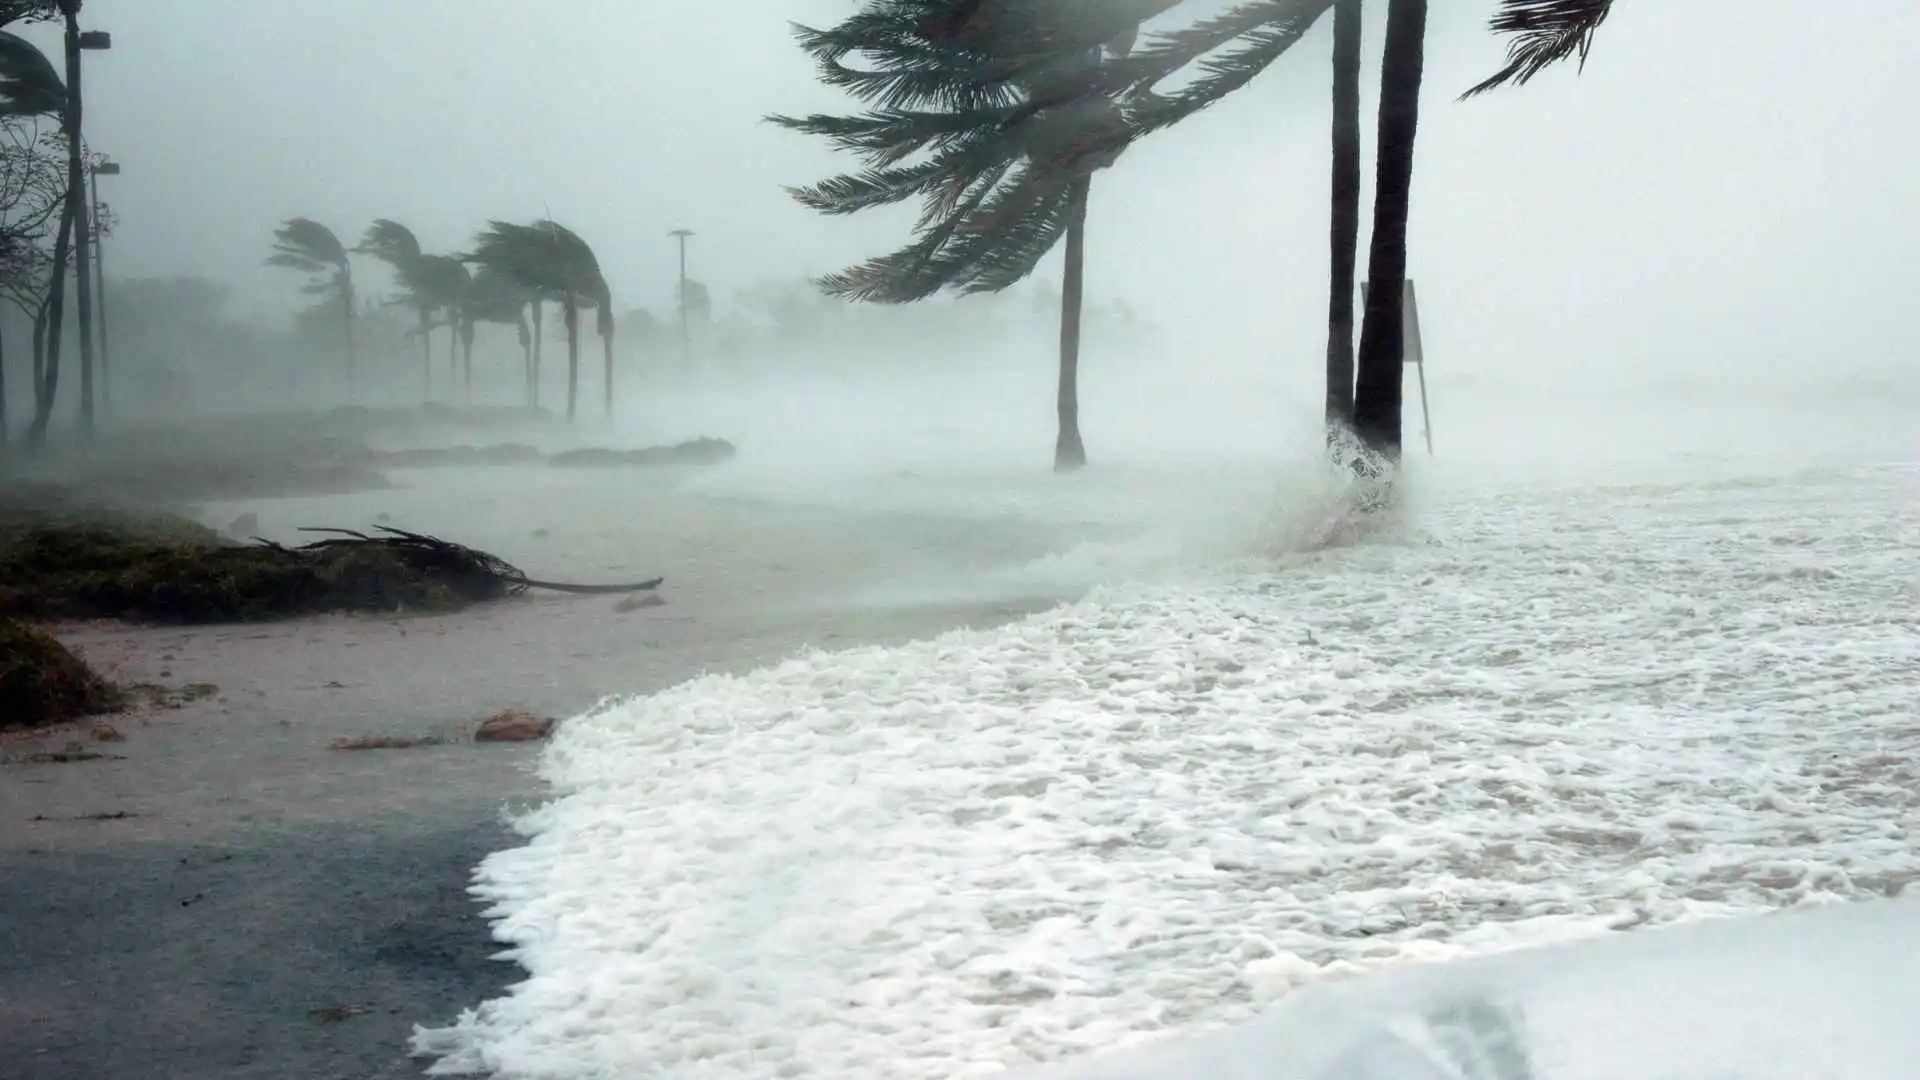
xmin=1325 ymin=0 xmax=1363 ymax=438
xmin=0 ymin=326 xmax=8 ymax=450
xmin=418 ymin=306 xmax=432 ymax=399
xmin=518 ymin=315 xmax=533 ymax=407
xmin=530 ymin=301 xmax=544 ymax=409
xmin=460 ymin=318 xmax=475 ymax=402
xmin=563 ymin=295 xmax=579 ymax=423
xmin=601 ymin=319 xmax=614 ymax=418
xmin=64 ymin=7 xmax=96 ymax=443
xmin=1054 ymin=176 xmax=1091 ymax=472
xmin=1352 ymin=0 xmax=1427 ymax=463
xmin=340 ymin=272 xmax=355 ymax=403
xmin=25 ymin=198 xmax=76 ymax=452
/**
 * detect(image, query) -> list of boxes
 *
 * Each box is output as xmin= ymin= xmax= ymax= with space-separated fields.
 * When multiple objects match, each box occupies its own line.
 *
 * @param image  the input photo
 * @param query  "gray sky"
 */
xmin=27 ymin=0 xmax=1920 ymax=398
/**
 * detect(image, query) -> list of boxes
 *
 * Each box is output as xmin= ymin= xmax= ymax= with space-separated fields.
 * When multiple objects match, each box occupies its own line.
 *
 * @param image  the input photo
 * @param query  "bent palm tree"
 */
xmin=266 ymin=217 xmax=355 ymax=397
xmin=356 ymin=218 xmax=437 ymax=397
xmin=464 ymin=220 xmax=612 ymax=422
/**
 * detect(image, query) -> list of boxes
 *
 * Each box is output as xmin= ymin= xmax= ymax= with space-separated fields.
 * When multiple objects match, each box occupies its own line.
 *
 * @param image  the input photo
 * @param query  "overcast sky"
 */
xmin=22 ymin=0 xmax=1919 ymax=398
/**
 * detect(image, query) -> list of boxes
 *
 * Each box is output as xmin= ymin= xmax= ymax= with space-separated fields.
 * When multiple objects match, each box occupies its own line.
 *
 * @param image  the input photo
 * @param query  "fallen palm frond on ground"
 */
xmin=0 ymin=495 xmax=663 ymax=624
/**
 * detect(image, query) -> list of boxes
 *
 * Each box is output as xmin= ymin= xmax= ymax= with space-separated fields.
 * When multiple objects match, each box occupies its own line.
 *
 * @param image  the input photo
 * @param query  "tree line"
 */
xmin=777 ymin=0 xmax=1615 ymax=474
xmin=266 ymin=217 xmax=624 ymax=423
xmin=0 ymin=0 xmax=106 ymax=457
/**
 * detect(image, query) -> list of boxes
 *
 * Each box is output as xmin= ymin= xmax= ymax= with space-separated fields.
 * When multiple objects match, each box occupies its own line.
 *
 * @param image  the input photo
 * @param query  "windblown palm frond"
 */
xmin=0 ymin=2 xmax=57 ymax=29
xmin=1462 ymin=0 xmax=1614 ymax=98
xmin=268 ymin=217 xmax=349 ymax=274
xmin=0 ymin=31 xmax=61 ymax=117
xmin=464 ymin=220 xmax=601 ymax=300
xmin=355 ymin=218 xmax=423 ymax=269
xmin=778 ymin=0 xmax=1334 ymax=303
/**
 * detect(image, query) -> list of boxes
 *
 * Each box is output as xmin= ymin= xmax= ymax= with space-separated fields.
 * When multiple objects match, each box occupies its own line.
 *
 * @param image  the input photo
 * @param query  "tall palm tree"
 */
xmin=355 ymin=218 xmax=436 ymax=397
xmin=266 ymin=217 xmax=355 ymax=397
xmin=464 ymin=220 xmax=612 ymax=422
xmin=1349 ymin=0 xmax=1425 ymax=463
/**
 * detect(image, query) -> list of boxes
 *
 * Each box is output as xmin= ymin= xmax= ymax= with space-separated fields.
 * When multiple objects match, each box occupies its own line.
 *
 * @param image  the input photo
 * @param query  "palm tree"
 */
xmin=355 ymin=218 xmax=436 ymax=397
xmin=464 ymin=220 xmax=612 ymax=422
xmin=266 ymin=217 xmax=355 ymax=397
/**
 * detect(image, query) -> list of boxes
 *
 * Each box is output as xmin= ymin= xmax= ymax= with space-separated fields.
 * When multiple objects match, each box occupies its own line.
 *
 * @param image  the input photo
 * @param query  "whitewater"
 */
xmin=413 ymin=445 xmax=1917 ymax=1079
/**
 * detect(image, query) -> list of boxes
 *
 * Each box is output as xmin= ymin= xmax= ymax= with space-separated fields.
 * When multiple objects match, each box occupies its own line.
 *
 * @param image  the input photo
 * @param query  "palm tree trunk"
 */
xmin=1325 ymin=0 xmax=1362 ymax=439
xmin=563 ymin=295 xmax=580 ymax=424
xmin=601 ymin=321 xmax=614 ymax=419
xmin=530 ymin=302 xmax=544 ymax=409
xmin=340 ymin=273 xmax=355 ymax=403
xmin=1352 ymin=0 xmax=1427 ymax=465
xmin=518 ymin=315 xmax=533 ymax=407
xmin=25 ymin=198 xmax=76 ymax=452
xmin=461 ymin=320 xmax=475 ymax=403
xmin=0 ymin=327 xmax=9 ymax=451
xmin=1054 ymin=176 xmax=1091 ymax=472
xmin=418 ymin=306 xmax=432 ymax=400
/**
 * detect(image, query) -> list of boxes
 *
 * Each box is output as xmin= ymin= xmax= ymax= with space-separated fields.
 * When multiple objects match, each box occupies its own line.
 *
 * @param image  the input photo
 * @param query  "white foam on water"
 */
xmin=413 ymin=455 xmax=1919 ymax=1079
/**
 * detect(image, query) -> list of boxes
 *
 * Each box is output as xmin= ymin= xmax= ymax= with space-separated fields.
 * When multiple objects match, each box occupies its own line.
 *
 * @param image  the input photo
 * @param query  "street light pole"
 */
xmin=90 ymin=158 xmax=118 ymax=417
xmin=668 ymin=228 xmax=693 ymax=369
xmin=64 ymin=7 xmax=111 ymax=440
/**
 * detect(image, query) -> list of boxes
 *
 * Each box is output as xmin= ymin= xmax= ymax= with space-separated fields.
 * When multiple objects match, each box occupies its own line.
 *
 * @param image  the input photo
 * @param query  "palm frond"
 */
xmin=269 ymin=217 xmax=349 ymax=270
xmin=355 ymin=218 xmax=423 ymax=266
xmin=0 ymin=30 xmax=61 ymax=117
xmin=1462 ymin=0 xmax=1614 ymax=98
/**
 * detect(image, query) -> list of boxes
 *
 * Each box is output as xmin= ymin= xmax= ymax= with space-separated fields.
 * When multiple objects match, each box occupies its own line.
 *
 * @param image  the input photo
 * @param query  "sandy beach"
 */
xmin=0 ymin=465 xmax=1099 ymax=1080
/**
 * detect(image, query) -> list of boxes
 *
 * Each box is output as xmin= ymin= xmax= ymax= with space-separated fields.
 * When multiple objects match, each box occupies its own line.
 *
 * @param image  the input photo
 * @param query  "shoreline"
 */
xmin=0 ymin=586 xmax=1050 ymax=1080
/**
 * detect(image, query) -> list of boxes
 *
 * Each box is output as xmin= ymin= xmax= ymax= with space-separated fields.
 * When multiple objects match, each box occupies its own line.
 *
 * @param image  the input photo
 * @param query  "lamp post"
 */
xmin=668 ymin=228 xmax=693 ymax=368
xmin=89 ymin=157 xmax=118 ymax=416
xmin=65 ymin=6 xmax=111 ymax=438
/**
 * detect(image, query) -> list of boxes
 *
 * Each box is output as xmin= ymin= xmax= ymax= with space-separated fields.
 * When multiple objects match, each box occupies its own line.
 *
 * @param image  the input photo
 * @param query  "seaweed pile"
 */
xmin=0 ymin=505 xmax=661 ymax=625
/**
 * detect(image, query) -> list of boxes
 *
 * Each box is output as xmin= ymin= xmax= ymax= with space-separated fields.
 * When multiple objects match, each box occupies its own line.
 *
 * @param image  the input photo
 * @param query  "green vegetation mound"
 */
xmin=0 ymin=618 xmax=120 ymax=730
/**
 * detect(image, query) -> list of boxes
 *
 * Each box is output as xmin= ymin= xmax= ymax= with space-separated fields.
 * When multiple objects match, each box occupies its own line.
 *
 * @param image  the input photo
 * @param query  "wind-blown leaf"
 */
xmin=0 ymin=30 xmax=60 ymax=117
xmin=1462 ymin=0 xmax=1614 ymax=98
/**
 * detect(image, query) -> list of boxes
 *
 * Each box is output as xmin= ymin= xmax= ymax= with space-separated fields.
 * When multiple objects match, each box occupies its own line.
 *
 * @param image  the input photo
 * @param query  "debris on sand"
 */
xmin=0 ymin=507 xmax=665 ymax=624
xmin=475 ymin=709 xmax=556 ymax=743
xmin=548 ymin=437 xmax=735 ymax=469
xmin=0 ymin=618 xmax=122 ymax=731
xmin=328 ymin=733 xmax=448 ymax=751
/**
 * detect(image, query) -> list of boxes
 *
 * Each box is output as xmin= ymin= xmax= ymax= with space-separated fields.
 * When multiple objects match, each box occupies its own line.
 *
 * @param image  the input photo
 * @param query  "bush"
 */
xmin=0 ymin=618 xmax=120 ymax=730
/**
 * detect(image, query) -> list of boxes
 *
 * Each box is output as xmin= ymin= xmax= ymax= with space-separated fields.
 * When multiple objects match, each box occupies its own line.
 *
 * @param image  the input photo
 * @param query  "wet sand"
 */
xmin=0 ymin=473 xmax=1080 ymax=1080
